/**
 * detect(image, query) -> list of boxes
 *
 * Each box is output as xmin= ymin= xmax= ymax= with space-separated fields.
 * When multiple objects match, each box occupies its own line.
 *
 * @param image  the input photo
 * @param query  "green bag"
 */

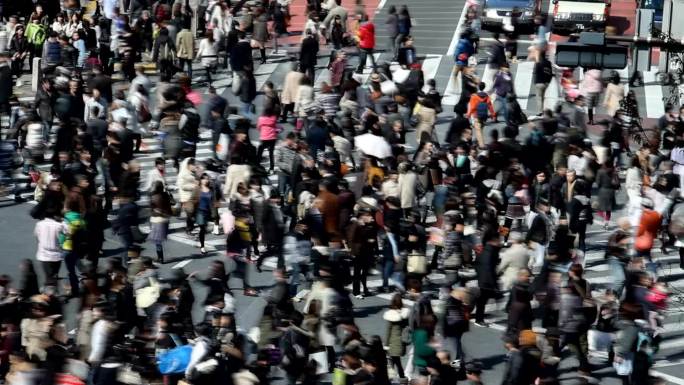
xmin=332 ymin=368 xmax=347 ymax=385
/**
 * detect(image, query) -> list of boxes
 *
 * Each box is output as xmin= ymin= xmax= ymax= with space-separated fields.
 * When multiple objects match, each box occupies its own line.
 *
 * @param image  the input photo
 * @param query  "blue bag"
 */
xmin=158 ymin=345 xmax=192 ymax=374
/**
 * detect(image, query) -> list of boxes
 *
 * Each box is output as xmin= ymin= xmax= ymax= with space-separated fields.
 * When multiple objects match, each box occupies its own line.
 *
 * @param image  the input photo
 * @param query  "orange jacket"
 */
xmin=466 ymin=91 xmax=496 ymax=120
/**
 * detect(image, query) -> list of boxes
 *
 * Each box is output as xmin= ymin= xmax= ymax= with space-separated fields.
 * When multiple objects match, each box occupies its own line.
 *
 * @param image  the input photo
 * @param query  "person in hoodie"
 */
xmin=466 ymin=82 xmax=495 ymax=147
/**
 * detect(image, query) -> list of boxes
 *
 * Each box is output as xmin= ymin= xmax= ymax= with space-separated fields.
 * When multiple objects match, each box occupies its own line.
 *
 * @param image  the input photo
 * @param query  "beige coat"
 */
xmin=497 ymin=243 xmax=530 ymax=290
xmin=415 ymin=105 xmax=436 ymax=142
xmin=175 ymin=29 xmax=195 ymax=60
xmin=602 ymin=83 xmax=624 ymax=117
xmin=398 ymin=171 xmax=417 ymax=209
xmin=177 ymin=158 xmax=198 ymax=203
xmin=281 ymin=70 xmax=304 ymax=105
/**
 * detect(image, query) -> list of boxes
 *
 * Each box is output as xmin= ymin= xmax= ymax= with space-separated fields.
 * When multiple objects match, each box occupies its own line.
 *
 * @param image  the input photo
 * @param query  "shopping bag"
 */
xmin=309 ymin=351 xmax=329 ymax=375
xmin=135 ymin=278 xmax=160 ymax=309
xmin=216 ymin=133 xmax=230 ymax=161
xmin=157 ymin=345 xmax=193 ymax=374
xmin=407 ymin=253 xmax=427 ymax=274
xmin=613 ymin=354 xmax=633 ymax=376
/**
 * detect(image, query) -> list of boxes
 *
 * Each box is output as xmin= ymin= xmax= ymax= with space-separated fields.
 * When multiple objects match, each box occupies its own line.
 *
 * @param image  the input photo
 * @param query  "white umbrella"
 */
xmin=354 ymin=133 xmax=392 ymax=159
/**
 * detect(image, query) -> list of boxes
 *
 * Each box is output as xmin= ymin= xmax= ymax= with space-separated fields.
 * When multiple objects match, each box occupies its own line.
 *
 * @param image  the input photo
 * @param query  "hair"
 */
xmin=65 ymin=191 xmax=86 ymax=214
xmin=478 ymin=82 xmax=486 ymax=91
xmin=390 ymin=293 xmax=403 ymax=309
xmin=570 ymin=263 xmax=584 ymax=277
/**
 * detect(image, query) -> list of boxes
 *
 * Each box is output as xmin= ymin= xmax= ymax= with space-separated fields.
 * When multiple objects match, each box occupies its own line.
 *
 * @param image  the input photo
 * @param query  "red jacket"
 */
xmin=357 ymin=22 xmax=375 ymax=49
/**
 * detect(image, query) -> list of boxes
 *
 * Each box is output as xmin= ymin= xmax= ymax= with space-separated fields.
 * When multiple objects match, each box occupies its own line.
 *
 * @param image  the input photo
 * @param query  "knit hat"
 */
xmin=519 ymin=329 xmax=537 ymax=347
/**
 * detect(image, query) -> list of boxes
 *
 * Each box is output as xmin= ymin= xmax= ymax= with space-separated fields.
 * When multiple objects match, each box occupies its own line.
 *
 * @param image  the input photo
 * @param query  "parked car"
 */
xmin=552 ymin=0 xmax=610 ymax=33
xmin=481 ymin=0 xmax=542 ymax=31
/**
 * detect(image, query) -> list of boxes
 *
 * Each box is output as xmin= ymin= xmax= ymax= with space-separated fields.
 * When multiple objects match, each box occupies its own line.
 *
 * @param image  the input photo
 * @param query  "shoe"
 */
xmin=16 ymin=80 xmax=22 ymax=87
xmin=473 ymin=321 xmax=489 ymax=327
xmin=212 ymin=226 xmax=220 ymax=235
xmin=354 ymin=294 xmax=364 ymax=299
xmin=363 ymin=291 xmax=372 ymax=297
xmin=14 ymin=195 xmax=26 ymax=203
xmin=200 ymin=247 xmax=207 ymax=254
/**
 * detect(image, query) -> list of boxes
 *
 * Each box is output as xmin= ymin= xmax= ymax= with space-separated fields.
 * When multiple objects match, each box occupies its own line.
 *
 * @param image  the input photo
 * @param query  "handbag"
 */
xmin=613 ymin=353 xmax=633 ymax=376
xmin=130 ymin=226 xmax=148 ymax=243
xmin=232 ymin=72 xmax=242 ymax=94
xmin=309 ymin=350 xmax=329 ymax=375
xmin=400 ymin=326 xmax=412 ymax=345
xmin=407 ymin=253 xmax=427 ymax=274
xmin=216 ymin=133 xmax=230 ymax=161
xmin=332 ymin=368 xmax=347 ymax=385
xmin=157 ymin=345 xmax=192 ymax=374
xmin=443 ymin=253 xmax=463 ymax=270
xmin=117 ymin=364 xmax=142 ymax=385
xmin=135 ymin=278 xmax=160 ymax=309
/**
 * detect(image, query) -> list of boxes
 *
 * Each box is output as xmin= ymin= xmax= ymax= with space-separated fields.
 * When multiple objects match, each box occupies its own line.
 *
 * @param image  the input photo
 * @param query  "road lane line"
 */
xmin=421 ymin=54 xmax=442 ymax=93
xmin=172 ymin=259 xmax=193 ymax=269
xmin=514 ymin=61 xmax=535 ymax=110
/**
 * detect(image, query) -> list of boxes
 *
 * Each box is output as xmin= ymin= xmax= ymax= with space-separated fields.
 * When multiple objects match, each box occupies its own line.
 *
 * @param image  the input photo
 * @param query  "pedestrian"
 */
xmin=149 ymin=180 xmax=173 ymax=263
xmin=355 ymin=14 xmax=376 ymax=73
xmin=175 ymin=21 xmax=194 ymax=78
xmin=300 ymin=29 xmax=319 ymax=82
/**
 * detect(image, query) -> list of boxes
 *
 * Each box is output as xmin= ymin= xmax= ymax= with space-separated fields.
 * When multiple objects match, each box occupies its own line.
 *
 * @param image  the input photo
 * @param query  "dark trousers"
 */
xmin=257 ymin=139 xmax=277 ymax=171
xmin=41 ymin=260 xmax=61 ymax=285
xmin=352 ymin=258 xmax=370 ymax=295
xmin=178 ymin=58 xmax=193 ymax=78
xmin=300 ymin=63 xmax=315 ymax=82
xmin=475 ymin=287 xmax=497 ymax=322
xmin=64 ymin=251 xmax=80 ymax=296
xmin=563 ymin=332 xmax=590 ymax=372
xmin=356 ymin=47 xmax=376 ymax=73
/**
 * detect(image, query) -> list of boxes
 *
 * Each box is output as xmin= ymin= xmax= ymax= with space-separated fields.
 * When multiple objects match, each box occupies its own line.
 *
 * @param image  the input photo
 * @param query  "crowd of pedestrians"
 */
xmin=0 ymin=0 xmax=682 ymax=385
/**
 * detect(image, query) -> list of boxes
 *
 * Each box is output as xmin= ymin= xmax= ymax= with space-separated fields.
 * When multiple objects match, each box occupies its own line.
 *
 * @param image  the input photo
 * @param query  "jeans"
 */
xmin=64 ymin=251 xmax=80 ymax=296
xmin=178 ymin=58 xmax=193 ymax=78
xmin=356 ymin=47 xmax=376 ymax=72
xmin=277 ymin=171 xmax=291 ymax=196
xmin=494 ymin=94 xmax=509 ymax=121
xmin=241 ymin=102 xmax=254 ymax=121
xmin=445 ymin=334 xmax=465 ymax=362
xmin=609 ymin=257 xmax=626 ymax=298
xmin=535 ymin=83 xmax=548 ymax=113
xmin=382 ymin=257 xmax=395 ymax=289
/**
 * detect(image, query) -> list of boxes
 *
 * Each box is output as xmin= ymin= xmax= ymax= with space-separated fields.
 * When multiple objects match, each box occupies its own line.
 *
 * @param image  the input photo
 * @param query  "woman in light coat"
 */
xmin=177 ymin=157 xmax=199 ymax=234
xmin=602 ymin=71 xmax=624 ymax=117
xmin=397 ymin=162 xmax=417 ymax=214
xmin=294 ymin=76 xmax=315 ymax=120
xmin=414 ymin=99 xmax=437 ymax=143
xmin=196 ymin=31 xmax=219 ymax=84
xmin=280 ymin=65 xmax=304 ymax=121
xmin=581 ymin=68 xmax=603 ymax=125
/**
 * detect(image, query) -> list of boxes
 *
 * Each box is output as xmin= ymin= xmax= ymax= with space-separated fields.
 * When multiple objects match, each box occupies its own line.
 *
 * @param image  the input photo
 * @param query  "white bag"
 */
xmin=135 ymin=278 xmax=160 ymax=309
xmin=216 ymin=133 xmax=230 ymax=161
xmin=232 ymin=73 xmax=242 ymax=94
xmin=309 ymin=351 xmax=329 ymax=375
xmin=613 ymin=354 xmax=633 ymax=376
xmin=380 ymin=80 xmax=398 ymax=95
xmin=588 ymin=329 xmax=614 ymax=352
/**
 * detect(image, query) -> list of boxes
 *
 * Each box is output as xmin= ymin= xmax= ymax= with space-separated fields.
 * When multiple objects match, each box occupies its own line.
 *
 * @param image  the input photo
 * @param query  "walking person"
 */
xmin=149 ymin=181 xmax=173 ymax=263
xmin=355 ymin=14 xmax=376 ymax=73
xmin=34 ymin=207 xmax=65 ymax=286
xmin=257 ymin=105 xmax=281 ymax=173
xmin=194 ymin=173 xmax=215 ymax=255
xmin=533 ymin=50 xmax=553 ymax=115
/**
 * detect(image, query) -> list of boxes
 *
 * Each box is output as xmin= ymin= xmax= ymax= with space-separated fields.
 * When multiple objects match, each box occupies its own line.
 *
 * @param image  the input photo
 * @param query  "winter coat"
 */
xmin=383 ymin=307 xmax=409 ymax=356
xmin=475 ymin=243 xmax=500 ymax=290
xmin=357 ymin=22 xmax=375 ymax=49
xmin=596 ymin=167 xmax=617 ymax=211
xmin=196 ymin=38 xmax=218 ymax=67
xmin=177 ymin=161 xmax=197 ymax=203
xmin=454 ymin=38 xmax=474 ymax=66
xmin=252 ymin=14 xmax=269 ymax=42
xmin=397 ymin=171 xmax=417 ymax=209
xmin=412 ymin=328 xmax=436 ymax=369
xmin=257 ymin=115 xmax=280 ymax=141
xmin=497 ymin=243 xmax=530 ymax=291
xmin=443 ymin=296 xmax=469 ymax=336
xmin=299 ymin=35 xmax=319 ymax=67
xmin=415 ymin=104 xmax=437 ymax=142
xmin=281 ymin=70 xmax=304 ymax=105
xmin=502 ymin=346 xmax=542 ymax=385
xmin=581 ymin=69 xmax=603 ymax=95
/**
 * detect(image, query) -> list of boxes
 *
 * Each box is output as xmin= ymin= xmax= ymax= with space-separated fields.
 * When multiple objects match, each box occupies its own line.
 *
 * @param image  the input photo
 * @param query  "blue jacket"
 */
xmin=454 ymin=38 xmax=474 ymax=66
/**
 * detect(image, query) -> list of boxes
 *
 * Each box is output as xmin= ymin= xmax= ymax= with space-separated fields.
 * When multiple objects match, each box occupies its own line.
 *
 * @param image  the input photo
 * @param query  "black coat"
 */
xmin=230 ymin=41 xmax=253 ymax=72
xmin=475 ymin=243 xmax=500 ymax=290
xmin=299 ymin=36 xmax=319 ymax=67
xmin=261 ymin=203 xmax=285 ymax=246
xmin=0 ymin=64 xmax=12 ymax=106
xmin=502 ymin=346 xmax=542 ymax=385
xmin=239 ymin=73 xmax=257 ymax=103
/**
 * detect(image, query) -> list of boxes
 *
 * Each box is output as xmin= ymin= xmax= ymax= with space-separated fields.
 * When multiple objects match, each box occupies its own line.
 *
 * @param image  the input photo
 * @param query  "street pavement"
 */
xmin=3 ymin=0 xmax=684 ymax=383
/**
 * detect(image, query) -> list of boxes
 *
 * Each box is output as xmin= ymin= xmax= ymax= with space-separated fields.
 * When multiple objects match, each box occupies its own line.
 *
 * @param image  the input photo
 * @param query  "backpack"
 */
xmin=154 ymin=2 xmax=171 ymax=21
xmin=280 ymin=328 xmax=309 ymax=373
xmin=476 ymin=97 xmax=489 ymax=120
xmin=180 ymin=107 xmax=200 ymax=142
xmin=27 ymin=23 xmax=47 ymax=47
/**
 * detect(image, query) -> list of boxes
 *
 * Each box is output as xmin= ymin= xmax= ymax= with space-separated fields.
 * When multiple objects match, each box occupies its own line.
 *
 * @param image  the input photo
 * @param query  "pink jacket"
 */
xmin=581 ymin=69 xmax=603 ymax=95
xmin=257 ymin=115 xmax=281 ymax=140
